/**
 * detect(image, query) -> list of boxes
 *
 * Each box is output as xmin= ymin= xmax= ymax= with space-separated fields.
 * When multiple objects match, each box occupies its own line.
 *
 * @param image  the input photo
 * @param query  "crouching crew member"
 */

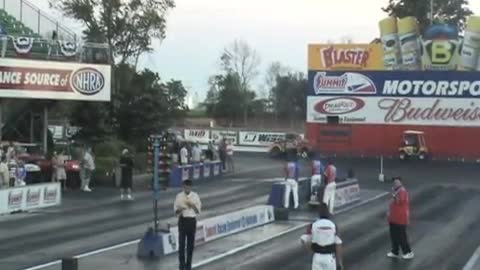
xmin=284 ymin=158 xmax=299 ymax=209
xmin=301 ymin=203 xmax=344 ymax=270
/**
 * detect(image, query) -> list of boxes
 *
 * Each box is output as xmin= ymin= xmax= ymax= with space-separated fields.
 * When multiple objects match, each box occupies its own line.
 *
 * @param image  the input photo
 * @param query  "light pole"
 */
xmin=430 ymin=0 xmax=434 ymax=25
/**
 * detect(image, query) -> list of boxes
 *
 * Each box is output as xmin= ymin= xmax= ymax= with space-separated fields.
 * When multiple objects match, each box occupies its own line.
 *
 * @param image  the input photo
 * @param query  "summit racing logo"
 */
xmin=313 ymin=72 xmax=376 ymax=95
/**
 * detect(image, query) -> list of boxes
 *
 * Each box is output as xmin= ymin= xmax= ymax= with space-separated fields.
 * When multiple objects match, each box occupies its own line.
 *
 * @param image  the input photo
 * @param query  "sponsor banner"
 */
xmin=211 ymin=130 xmax=238 ymax=144
xmin=335 ymin=182 xmax=361 ymax=207
xmin=308 ymin=95 xmax=480 ymax=126
xmin=48 ymin=125 xmax=64 ymax=140
xmin=202 ymin=205 xmax=274 ymax=242
xmin=161 ymin=223 xmax=206 ymax=255
xmin=0 ymin=183 xmax=61 ymax=214
xmin=239 ymin=131 xmax=286 ymax=146
xmin=162 ymin=205 xmax=274 ymax=255
xmin=181 ymin=166 xmax=190 ymax=181
xmin=203 ymin=163 xmax=211 ymax=178
xmin=184 ymin=129 xmax=210 ymax=144
xmin=308 ymin=70 xmax=480 ymax=98
xmin=213 ymin=163 xmax=220 ymax=176
xmin=192 ymin=165 xmax=201 ymax=180
xmin=0 ymin=58 xmax=111 ymax=101
xmin=308 ymin=44 xmax=384 ymax=70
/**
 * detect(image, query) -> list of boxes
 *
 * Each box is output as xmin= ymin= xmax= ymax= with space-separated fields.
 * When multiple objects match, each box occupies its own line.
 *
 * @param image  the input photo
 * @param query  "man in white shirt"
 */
xmin=81 ymin=147 xmax=95 ymax=192
xmin=180 ymin=144 xmax=189 ymax=165
xmin=225 ymin=140 xmax=234 ymax=172
xmin=301 ymin=203 xmax=344 ymax=270
xmin=191 ymin=143 xmax=202 ymax=164
xmin=174 ymin=180 xmax=202 ymax=270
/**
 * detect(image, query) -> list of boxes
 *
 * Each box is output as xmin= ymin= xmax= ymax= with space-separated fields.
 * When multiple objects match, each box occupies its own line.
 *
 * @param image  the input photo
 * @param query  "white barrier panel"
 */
xmin=184 ymin=129 xmax=210 ymax=144
xmin=334 ymin=180 xmax=361 ymax=207
xmin=161 ymin=205 xmax=275 ymax=255
xmin=211 ymin=130 xmax=238 ymax=144
xmin=238 ymin=131 xmax=286 ymax=147
xmin=0 ymin=183 xmax=62 ymax=214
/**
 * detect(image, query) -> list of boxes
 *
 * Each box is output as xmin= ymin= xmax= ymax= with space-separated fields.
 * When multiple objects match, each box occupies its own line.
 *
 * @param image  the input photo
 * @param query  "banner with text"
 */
xmin=308 ymin=44 xmax=385 ymax=70
xmin=0 ymin=183 xmax=62 ymax=214
xmin=183 ymin=129 xmax=210 ymax=144
xmin=211 ymin=130 xmax=238 ymax=144
xmin=0 ymin=58 xmax=111 ymax=101
xmin=238 ymin=131 xmax=287 ymax=146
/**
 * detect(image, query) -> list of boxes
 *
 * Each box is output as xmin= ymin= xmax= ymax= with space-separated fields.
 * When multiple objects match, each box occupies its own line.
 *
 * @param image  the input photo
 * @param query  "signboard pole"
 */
xmin=378 ymin=155 xmax=385 ymax=182
xmin=153 ymin=137 xmax=160 ymax=235
xmin=43 ymin=106 xmax=48 ymax=154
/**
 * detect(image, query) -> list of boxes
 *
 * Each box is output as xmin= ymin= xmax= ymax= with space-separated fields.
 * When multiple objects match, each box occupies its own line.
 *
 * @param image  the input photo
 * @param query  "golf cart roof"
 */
xmin=404 ymin=130 xmax=424 ymax=135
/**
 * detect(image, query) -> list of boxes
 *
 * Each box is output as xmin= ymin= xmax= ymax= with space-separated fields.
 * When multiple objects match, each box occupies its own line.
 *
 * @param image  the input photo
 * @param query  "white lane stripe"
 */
xmin=23 ymin=192 xmax=388 ymax=270
xmin=463 ymin=245 xmax=480 ymax=270
xmin=192 ymin=191 xmax=389 ymax=269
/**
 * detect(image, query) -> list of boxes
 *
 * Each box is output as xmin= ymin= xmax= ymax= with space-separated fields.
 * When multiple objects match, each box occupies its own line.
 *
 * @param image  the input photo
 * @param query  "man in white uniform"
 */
xmin=310 ymin=153 xmax=323 ymax=203
xmin=323 ymin=159 xmax=337 ymax=214
xmin=301 ymin=203 xmax=344 ymax=270
xmin=284 ymin=160 xmax=299 ymax=209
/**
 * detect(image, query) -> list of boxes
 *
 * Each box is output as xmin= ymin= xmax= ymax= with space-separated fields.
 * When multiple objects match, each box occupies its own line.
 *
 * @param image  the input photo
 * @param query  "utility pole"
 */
xmin=430 ymin=0 xmax=434 ymax=25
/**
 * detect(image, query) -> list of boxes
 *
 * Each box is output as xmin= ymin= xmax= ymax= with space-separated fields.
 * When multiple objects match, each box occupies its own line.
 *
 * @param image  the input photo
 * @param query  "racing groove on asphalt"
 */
xmin=199 ymin=185 xmax=480 ymax=270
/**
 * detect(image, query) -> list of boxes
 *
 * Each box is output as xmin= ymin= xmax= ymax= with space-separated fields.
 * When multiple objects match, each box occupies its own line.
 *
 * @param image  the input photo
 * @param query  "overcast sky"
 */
xmin=32 ymin=0 xmax=480 ymax=102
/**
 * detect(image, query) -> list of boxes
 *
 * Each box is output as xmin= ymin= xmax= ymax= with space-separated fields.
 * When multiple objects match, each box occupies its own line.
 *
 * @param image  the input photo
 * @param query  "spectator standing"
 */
xmin=15 ymin=160 xmax=26 ymax=186
xmin=172 ymin=141 xmax=180 ymax=165
xmin=52 ymin=151 xmax=67 ymax=189
xmin=81 ymin=147 xmax=95 ymax=192
xmin=284 ymin=158 xmax=299 ymax=209
xmin=180 ymin=144 xmax=189 ymax=165
xmin=0 ymin=156 xmax=9 ymax=188
xmin=225 ymin=140 xmax=234 ymax=172
xmin=323 ymin=159 xmax=337 ymax=214
xmin=219 ymin=139 xmax=227 ymax=172
xmin=387 ymin=178 xmax=414 ymax=260
xmin=6 ymin=142 xmax=15 ymax=163
xmin=119 ymin=149 xmax=134 ymax=200
xmin=206 ymin=141 xmax=214 ymax=161
xmin=191 ymin=143 xmax=202 ymax=164
xmin=174 ymin=180 xmax=202 ymax=270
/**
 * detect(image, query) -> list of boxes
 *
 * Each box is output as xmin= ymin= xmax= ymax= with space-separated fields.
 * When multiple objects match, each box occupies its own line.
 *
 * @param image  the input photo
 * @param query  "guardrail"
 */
xmin=0 ymin=182 xmax=61 ymax=214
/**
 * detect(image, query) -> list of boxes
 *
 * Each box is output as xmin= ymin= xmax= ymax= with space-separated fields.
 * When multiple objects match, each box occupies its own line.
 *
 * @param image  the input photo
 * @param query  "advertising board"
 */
xmin=308 ymin=44 xmax=384 ymax=70
xmin=183 ymin=129 xmax=210 ymax=144
xmin=0 ymin=58 xmax=111 ymax=101
xmin=238 ymin=131 xmax=286 ymax=146
xmin=334 ymin=182 xmax=361 ymax=207
xmin=0 ymin=183 xmax=62 ymax=214
xmin=307 ymin=71 xmax=480 ymax=126
xmin=161 ymin=205 xmax=274 ymax=255
xmin=211 ymin=130 xmax=238 ymax=144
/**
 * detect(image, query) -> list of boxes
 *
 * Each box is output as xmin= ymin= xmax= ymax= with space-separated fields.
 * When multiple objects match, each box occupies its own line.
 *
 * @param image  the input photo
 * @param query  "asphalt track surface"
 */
xmin=198 ymin=184 xmax=480 ymax=270
xmin=1 ymin=153 xmax=480 ymax=270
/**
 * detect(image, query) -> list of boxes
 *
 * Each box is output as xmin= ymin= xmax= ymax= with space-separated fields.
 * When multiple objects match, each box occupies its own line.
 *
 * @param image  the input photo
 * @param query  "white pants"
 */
xmin=311 ymin=174 xmax=322 ymax=201
xmin=284 ymin=179 xmax=299 ymax=209
xmin=323 ymin=182 xmax=336 ymax=214
xmin=312 ymin=254 xmax=336 ymax=270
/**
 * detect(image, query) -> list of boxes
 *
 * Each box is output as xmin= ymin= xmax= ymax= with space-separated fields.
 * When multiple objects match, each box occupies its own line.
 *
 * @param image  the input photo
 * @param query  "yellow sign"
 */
xmin=308 ymin=44 xmax=385 ymax=70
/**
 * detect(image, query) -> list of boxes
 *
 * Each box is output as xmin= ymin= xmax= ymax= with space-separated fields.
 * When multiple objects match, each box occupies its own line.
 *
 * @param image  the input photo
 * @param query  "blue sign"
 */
xmin=308 ymin=70 xmax=480 ymax=98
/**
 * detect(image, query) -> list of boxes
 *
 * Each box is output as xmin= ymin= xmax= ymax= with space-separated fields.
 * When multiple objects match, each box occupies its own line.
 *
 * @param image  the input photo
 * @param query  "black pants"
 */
xmin=389 ymin=223 xmax=412 ymax=255
xmin=178 ymin=216 xmax=196 ymax=270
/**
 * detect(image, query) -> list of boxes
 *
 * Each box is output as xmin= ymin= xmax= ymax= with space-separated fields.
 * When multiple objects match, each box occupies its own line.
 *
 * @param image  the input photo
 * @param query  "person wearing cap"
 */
xmin=387 ymin=177 xmax=414 ymax=260
xmin=301 ymin=202 xmax=344 ymax=270
xmin=174 ymin=180 xmax=202 ymax=270
xmin=119 ymin=148 xmax=134 ymax=200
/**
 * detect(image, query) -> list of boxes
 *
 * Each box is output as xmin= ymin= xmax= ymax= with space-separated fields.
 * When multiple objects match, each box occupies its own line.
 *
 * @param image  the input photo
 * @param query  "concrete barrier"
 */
xmin=169 ymin=161 xmax=223 ymax=187
xmin=159 ymin=205 xmax=275 ymax=256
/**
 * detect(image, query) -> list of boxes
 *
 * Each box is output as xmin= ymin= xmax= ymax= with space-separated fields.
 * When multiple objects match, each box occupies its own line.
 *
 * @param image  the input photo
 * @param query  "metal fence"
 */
xmin=2 ymin=0 xmax=77 ymax=42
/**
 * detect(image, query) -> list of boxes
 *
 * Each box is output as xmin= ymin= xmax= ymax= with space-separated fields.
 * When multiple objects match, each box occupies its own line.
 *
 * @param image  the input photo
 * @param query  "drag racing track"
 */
xmin=198 ymin=185 xmax=480 ymax=270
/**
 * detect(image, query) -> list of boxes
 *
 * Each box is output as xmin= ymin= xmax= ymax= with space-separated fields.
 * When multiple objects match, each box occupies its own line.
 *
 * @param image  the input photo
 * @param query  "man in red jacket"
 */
xmin=387 ymin=177 xmax=414 ymax=260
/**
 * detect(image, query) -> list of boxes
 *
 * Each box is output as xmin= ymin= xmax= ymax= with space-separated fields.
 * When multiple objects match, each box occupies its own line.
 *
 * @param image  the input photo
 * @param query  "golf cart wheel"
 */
xmin=269 ymin=147 xmax=282 ymax=158
xmin=399 ymin=151 xmax=406 ymax=160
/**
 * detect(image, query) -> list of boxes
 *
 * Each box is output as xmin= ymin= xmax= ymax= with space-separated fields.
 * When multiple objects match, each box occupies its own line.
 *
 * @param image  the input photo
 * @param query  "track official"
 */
xmin=301 ymin=203 xmax=344 ymax=270
xmin=323 ymin=159 xmax=337 ymax=214
xmin=174 ymin=180 xmax=202 ymax=270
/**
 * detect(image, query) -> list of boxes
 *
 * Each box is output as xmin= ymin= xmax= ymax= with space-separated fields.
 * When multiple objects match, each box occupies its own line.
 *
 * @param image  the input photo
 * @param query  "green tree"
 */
xmin=270 ymin=72 xmax=307 ymax=127
xmin=220 ymin=40 xmax=260 ymax=125
xmin=382 ymin=0 xmax=473 ymax=35
xmin=51 ymin=0 xmax=175 ymax=64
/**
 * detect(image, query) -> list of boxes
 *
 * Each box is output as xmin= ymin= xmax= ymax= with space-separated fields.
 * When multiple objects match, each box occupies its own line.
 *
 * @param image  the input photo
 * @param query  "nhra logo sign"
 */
xmin=71 ymin=68 xmax=105 ymax=96
xmin=313 ymin=72 xmax=376 ymax=95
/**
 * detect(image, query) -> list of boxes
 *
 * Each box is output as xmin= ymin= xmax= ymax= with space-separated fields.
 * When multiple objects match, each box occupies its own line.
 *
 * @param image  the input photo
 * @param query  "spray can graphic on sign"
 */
xmin=460 ymin=16 xmax=480 ymax=71
xmin=398 ymin=16 xmax=421 ymax=70
xmin=379 ymin=17 xmax=402 ymax=70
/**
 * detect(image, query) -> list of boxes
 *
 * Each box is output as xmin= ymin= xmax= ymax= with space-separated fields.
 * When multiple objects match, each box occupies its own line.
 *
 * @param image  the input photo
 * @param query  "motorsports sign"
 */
xmin=0 ymin=58 xmax=111 ymax=101
xmin=307 ymin=71 xmax=480 ymax=127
